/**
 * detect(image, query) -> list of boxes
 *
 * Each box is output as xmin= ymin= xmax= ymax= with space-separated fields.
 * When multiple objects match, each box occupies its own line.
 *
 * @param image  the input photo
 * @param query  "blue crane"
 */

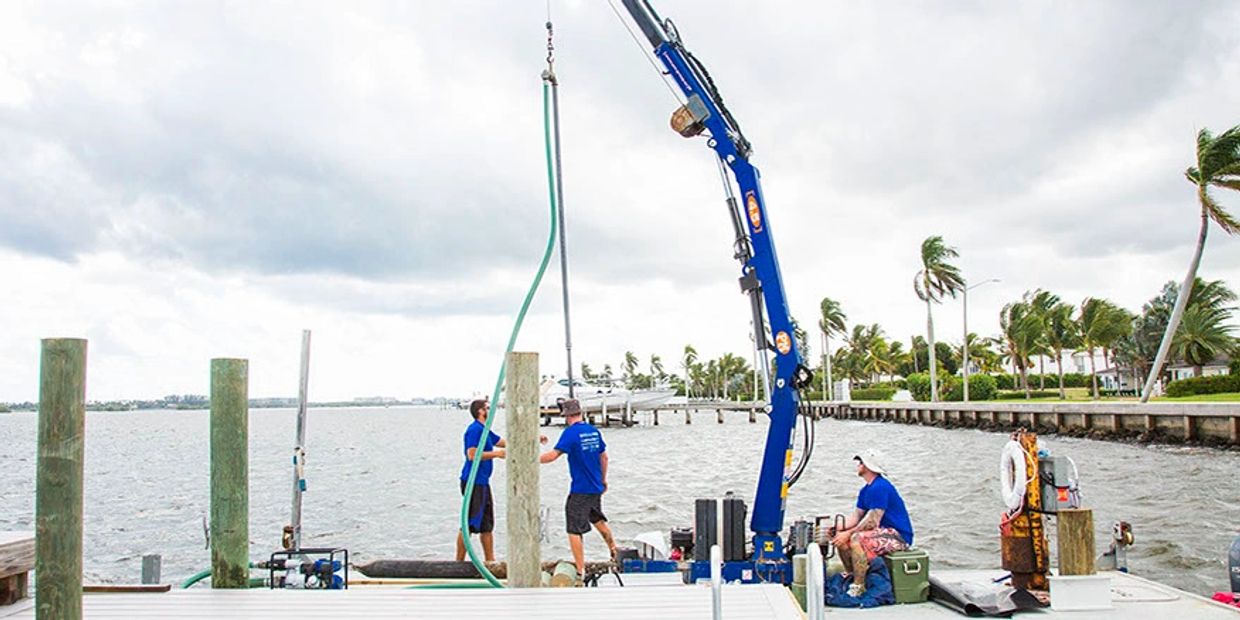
xmin=621 ymin=0 xmax=816 ymax=583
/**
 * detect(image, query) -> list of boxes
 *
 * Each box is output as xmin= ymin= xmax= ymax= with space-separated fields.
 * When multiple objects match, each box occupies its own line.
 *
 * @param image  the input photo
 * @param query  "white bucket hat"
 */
xmin=854 ymin=448 xmax=888 ymax=475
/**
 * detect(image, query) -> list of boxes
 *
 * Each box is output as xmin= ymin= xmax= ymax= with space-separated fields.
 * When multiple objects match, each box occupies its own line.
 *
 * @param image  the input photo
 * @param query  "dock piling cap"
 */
xmin=561 ymin=399 xmax=582 ymax=417
xmin=854 ymin=448 xmax=888 ymax=475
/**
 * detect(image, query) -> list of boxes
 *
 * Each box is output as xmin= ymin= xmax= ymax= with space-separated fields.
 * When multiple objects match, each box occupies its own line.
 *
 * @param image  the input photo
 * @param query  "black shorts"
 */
xmin=565 ymin=493 xmax=607 ymax=535
xmin=460 ymin=481 xmax=494 ymax=534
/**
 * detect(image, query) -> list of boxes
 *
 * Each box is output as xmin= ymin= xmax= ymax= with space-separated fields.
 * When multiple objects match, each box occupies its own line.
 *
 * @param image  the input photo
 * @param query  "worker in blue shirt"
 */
xmin=456 ymin=399 xmax=505 ymax=562
xmin=539 ymin=399 xmax=617 ymax=580
xmin=829 ymin=448 xmax=914 ymax=597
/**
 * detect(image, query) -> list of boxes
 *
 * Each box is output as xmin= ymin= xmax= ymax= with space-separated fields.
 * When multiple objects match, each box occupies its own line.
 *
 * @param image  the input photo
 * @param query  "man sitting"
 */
xmin=830 ymin=448 xmax=914 ymax=597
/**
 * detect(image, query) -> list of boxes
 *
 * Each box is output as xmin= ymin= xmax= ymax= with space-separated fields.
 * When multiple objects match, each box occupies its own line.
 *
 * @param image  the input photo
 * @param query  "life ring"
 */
xmin=998 ymin=440 xmax=1027 ymax=511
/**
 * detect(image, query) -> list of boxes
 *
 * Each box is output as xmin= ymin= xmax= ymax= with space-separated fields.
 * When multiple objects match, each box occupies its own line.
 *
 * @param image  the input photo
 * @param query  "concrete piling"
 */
xmin=35 ymin=338 xmax=87 ymax=620
xmin=210 ymin=359 xmax=249 ymax=589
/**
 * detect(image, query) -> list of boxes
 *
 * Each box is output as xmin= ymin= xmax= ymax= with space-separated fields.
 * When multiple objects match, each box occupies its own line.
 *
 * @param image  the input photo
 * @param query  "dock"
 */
xmin=810 ymin=401 xmax=1240 ymax=446
xmin=0 ymin=582 xmax=800 ymax=619
xmin=3 ymin=569 xmax=1237 ymax=618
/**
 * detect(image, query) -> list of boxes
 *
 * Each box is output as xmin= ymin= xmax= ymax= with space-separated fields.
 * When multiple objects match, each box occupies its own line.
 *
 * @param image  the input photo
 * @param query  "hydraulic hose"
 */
xmin=458 ymin=79 xmax=561 ymax=589
xmin=180 ymin=565 xmax=266 ymax=589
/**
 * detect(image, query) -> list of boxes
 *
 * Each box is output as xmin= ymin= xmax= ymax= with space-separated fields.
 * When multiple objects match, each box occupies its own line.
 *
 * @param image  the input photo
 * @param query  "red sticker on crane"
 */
xmin=1057 ymin=488 xmax=1069 ymax=503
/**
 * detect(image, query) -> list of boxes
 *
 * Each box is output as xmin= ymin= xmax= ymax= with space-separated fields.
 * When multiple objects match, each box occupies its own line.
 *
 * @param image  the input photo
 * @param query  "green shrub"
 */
xmin=941 ymin=374 xmax=998 ymax=401
xmin=906 ymin=373 xmax=932 ymax=401
xmin=994 ymin=374 xmax=1016 ymax=390
xmin=1164 ymin=374 xmax=1240 ymax=397
xmin=851 ymin=387 xmax=896 ymax=401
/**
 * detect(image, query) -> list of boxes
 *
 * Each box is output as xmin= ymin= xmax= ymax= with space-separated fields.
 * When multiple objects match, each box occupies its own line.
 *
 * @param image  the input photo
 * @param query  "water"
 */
xmin=0 ymin=407 xmax=1236 ymax=594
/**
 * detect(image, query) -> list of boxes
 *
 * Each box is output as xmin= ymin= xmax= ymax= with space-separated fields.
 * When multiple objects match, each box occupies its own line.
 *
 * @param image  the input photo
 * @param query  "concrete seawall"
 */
xmin=805 ymin=401 xmax=1240 ymax=448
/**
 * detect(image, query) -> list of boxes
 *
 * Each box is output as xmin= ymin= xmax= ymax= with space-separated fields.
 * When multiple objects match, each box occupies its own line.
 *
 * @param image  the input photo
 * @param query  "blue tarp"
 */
xmin=825 ymin=559 xmax=896 ymax=608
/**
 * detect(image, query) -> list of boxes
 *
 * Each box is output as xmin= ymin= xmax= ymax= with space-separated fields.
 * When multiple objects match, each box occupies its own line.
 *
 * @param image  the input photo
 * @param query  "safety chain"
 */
xmin=543 ymin=19 xmax=557 ymax=83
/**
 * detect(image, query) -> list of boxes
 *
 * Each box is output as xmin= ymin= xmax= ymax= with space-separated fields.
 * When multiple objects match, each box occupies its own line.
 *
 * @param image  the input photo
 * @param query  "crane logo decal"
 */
xmin=746 ymin=191 xmax=763 ymax=233
xmin=774 ymin=331 xmax=791 ymax=355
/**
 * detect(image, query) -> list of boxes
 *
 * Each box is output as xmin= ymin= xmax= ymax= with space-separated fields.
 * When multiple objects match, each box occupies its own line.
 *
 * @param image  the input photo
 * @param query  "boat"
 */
xmin=539 ymin=377 xmax=676 ymax=413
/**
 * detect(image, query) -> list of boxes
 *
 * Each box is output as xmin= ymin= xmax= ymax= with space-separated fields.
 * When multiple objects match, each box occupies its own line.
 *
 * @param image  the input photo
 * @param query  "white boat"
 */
xmin=539 ymin=377 xmax=676 ymax=412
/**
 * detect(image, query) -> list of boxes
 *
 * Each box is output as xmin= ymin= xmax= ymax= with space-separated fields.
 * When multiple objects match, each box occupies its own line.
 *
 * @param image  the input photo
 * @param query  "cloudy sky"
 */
xmin=2 ymin=1 xmax=1238 ymax=402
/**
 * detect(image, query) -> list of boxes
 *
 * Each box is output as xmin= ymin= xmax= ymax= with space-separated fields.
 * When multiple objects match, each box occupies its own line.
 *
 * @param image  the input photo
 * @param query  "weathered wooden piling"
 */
xmin=716 ymin=409 xmax=723 ymax=424
xmin=140 ymin=555 xmax=161 ymax=585
xmin=1056 ymin=509 xmax=1095 ymax=576
xmin=210 ymin=359 xmax=249 ymax=589
xmin=505 ymin=352 xmax=540 ymax=588
xmin=35 ymin=338 xmax=87 ymax=620
xmin=685 ymin=409 xmax=691 ymax=424
xmin=749 ymin=408 xmax=757 ymax=423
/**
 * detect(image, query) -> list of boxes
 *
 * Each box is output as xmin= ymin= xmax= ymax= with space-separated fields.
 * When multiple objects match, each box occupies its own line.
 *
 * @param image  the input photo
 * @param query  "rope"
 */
xmin=458 ymin=76 xmax=562 ymax=589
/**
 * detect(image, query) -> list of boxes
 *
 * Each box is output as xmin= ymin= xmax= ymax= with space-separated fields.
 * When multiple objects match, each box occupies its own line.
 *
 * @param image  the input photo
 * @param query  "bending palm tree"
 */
xmin=1141 ymin=125 xmax=1240 ymax=401
xmin=914 ymin=236 xmax=965 ymax=401
xmin=818 ymin=297 xmax=847 ymax=400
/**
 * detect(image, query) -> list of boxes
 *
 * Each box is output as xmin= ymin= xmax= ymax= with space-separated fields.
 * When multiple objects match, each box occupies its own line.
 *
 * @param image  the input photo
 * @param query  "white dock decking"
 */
xmin=2 ymin=569 xmax=1236 ymax=618
xmin=0 ymin=582 xmax=801 ymax=619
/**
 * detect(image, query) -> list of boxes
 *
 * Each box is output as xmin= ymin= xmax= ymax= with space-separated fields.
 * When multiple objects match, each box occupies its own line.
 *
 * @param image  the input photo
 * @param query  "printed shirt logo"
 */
xmin=746 ymin=192 xmax=763 ymax=233
xmin=580 ymin=430 xmax=601 ymax=453
xmin=775 ymin=331 xmax=792 ymax=355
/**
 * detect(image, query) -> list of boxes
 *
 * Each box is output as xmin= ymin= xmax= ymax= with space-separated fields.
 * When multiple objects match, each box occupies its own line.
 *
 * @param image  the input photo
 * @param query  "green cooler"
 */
xmin=883 ymin=549 xmax=930 ymax=604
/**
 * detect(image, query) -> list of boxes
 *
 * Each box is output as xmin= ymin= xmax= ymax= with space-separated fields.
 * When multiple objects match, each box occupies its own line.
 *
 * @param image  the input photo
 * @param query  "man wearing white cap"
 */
xmin=830 ymin=448 xmax=914 ymax=597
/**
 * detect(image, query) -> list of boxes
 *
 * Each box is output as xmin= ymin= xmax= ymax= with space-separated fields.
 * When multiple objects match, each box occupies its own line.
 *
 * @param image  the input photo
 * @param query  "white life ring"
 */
xmin=998 ymin=440 xmax=1027 ymax=511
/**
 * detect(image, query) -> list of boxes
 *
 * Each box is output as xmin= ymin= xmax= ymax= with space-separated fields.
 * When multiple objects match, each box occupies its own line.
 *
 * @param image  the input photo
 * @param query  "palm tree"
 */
xmin=623 ymin=351 xmax=639 ymax=388
xmin=650 ymin=354 xmax=665 ymax=384
xmin=682 ymin=345 xmax=698 ymax=399
xmin=1080 ymin=298 xmax=1126 ymax=399
xmin=914 ymin=236 xmax=965 ymax=401
xmin=1172 ymin=306 xmax=1235 ymax=377
xmin=1141 ymin=125 xmax=1240 ymax=402
xmin=818 ymin=297 xmax=847 ymax=400
xmin=1029 ymin=290 xmax=1061 ymax=390
xmin=1000 ymin=299 xmax=1042 ymax=398
xmin=1044 ymin=302 xmax=1080 ymax=399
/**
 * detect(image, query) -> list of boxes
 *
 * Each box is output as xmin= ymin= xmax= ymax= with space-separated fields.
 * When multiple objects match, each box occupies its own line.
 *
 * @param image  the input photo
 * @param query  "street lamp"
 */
xmin=963 ymin=278 xmax=1000 ymax=402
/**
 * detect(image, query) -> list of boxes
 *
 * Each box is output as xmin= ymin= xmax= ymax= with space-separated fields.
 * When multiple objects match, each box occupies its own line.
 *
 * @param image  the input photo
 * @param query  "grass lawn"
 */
xmin=1155 ymin=392 xmax=1240 ymax=402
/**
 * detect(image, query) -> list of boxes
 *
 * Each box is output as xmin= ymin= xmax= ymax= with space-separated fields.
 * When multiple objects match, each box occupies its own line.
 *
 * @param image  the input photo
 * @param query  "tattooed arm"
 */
xmin=854 ymin=508 xmax=885 ymax=532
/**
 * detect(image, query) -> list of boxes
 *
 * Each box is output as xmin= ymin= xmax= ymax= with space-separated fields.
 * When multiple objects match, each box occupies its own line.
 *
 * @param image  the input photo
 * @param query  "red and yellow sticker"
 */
xmin=775 ymin=331 xmax=791 ymax=355
xmin=746 ymin=191 xmax=763 ymax=233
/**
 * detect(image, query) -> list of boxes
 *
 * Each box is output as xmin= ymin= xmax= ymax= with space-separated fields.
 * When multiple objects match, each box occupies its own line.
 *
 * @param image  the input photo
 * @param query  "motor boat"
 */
xmin=539 ymin=377 xmax=676 ymax=412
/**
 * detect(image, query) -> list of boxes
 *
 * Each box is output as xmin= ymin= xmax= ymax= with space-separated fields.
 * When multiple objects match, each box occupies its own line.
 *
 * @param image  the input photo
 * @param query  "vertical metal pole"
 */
xmin=290 ymin=330 xmax=311 ymax=551
xmin=506 ymin=352 xmax=541 ymax=587
xmin=35 ymin=338 xmax=86 ymax=620
xmin=549 ymin=77 xmax=575 ymax=400
xmin=807 ymin=543 xmax=825 ymax=620
xmin=710 ymin=544 xmax=723 ymax=620
xmin=963 ymin=288 xmax=970 ymax=402
xmin=210 ymin=358 xmax=249 ymax=589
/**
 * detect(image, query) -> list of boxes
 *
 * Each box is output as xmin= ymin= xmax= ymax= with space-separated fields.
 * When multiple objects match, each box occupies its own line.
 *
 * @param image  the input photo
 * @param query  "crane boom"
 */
xmin=621 ymin=0 xmax=812 ymax=580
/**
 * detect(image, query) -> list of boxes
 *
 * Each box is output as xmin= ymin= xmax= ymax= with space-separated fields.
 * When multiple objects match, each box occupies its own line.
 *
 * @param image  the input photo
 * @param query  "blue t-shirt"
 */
xmin=460 ymin=420 xmax=502 ymax=486
xmin=554 ymin=422 xmax=607 ymax=494
xmin=856 ymin=475 xmax=914 ymax=546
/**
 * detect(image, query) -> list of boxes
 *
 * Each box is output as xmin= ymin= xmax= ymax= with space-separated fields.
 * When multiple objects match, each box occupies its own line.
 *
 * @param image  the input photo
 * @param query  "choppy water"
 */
xmin=1 ymin=407 xmax=1237 ymax=595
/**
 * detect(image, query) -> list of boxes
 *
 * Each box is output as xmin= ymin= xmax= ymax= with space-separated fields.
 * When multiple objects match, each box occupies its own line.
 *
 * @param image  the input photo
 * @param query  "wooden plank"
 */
xmin=210 ymin=358 xmax=249 ymax=589
xmin=0 ymin=534 xmax=34 ymax=579
xmin=82 ymin=585 xmax=171 ymax=594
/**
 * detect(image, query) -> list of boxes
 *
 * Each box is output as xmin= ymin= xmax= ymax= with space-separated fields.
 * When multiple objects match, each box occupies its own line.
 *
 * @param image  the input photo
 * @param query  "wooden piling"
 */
xmin=653 ymin=410 xmax=659 ymax=426
xmin=749 ymin=408 xmax=756 ymax=423
xmin=504 ymin=352 xmax=540 ymax=588
xmin=140 ymin=555 xmax=161 ymax=585
xmin=685 ymin=409 xmax=691 ymax=424
xmin=717 ymin=409 xmax=724 ymax=424
xmin=1056 ymin=509 xmax=1095 ymax=576
xmin=35 ymin=338 xmax=87 ymax=620
xmin=210 ymin=359 xmax=249 ymax=589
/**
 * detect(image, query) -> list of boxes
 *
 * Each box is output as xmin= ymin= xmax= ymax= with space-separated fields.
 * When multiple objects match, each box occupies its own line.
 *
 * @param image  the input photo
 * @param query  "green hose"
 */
xmin=459 ymin=80 xmax=561 ymax=588
xmin=180 ymin=568 xmax=266 ymax=589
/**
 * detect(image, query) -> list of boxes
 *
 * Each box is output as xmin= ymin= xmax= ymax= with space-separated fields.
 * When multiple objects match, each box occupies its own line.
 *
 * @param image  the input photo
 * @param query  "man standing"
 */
xmin=539 ymin=399 xmax=617 ymax=579
xmin=457 ymin=399 xmax=505 ymax=562
xmin=830 ymin=448 xmax=914 ymax=597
